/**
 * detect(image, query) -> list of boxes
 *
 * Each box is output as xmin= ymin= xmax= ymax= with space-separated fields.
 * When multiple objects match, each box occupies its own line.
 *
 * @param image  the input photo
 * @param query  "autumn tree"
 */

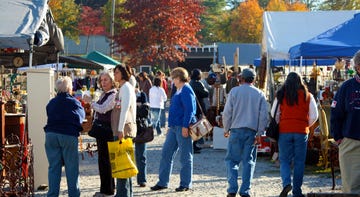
xmin=113 ymin=0 xmax=204 ymax=67
xmin=78 ymin=6 xmax=106 ymax=53
xmin=266 ymin=0 xmax=287 ymax=11
xmin=48 ymin=0 xmax=81 ymax=43
xmin=287 ymin=1 xmax=308 ymax=11
xmin=230 ymin=0 xmax=263 ymax=43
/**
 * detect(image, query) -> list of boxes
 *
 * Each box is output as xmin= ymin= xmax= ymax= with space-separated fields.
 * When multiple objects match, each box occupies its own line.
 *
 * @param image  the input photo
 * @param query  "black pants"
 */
xmin=97 ymin=139 xmax=115 ymax=195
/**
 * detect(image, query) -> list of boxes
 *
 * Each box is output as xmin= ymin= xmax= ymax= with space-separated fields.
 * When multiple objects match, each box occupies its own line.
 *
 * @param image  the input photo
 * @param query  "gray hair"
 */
xmin=98 ymin=70 xmax=115 ymax=89
xmin=353 ymin=50 xmax=360 ymax=68
xmin=56 ymin=76 xmax=73 ymax=93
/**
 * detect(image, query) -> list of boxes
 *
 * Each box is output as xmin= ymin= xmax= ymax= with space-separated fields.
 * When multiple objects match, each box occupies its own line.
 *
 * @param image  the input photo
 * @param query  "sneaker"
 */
xmin=139 ymin=183 xmax=146 ymax=187
xmin=175 ymin=186 xmax=189 ymax=192
xmin=279 ymin=184 xmax=292 ymax=197
xmin=227 ymin=193 xmax=236 ymax=197
xmin=150 ymin=185 xmax=167 ymax=191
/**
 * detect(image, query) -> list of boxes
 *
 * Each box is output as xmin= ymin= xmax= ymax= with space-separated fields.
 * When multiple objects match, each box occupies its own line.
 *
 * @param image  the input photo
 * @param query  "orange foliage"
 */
xmin=78 ymin=6 xmax=105 ymax=35
xmin=266 ymin=0 xmax=287 ymax=11
xmin=113 ymin=0 xmax=204 ymax=66
xmin=48 ymin=1 xmax=62 ymax=19
xmin=230 ymin=0 xmax=263 ymax=43
xmin=287 ymin=1 xmax=308 ymax=11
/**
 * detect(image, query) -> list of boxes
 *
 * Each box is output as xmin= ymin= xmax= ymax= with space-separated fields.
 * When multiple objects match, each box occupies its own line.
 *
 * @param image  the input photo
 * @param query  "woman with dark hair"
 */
xmin=271 ymin=72 xmax=318 ymax=197
xmin=138 ymin=71 xmax=152 ymax=98
xmin=189 ymin=69 xmax=209 ymax=153
xmin=113 ymin=64 xmax=137 ymax=197
xmin=149 ymin=77 xmax=167 ymax=136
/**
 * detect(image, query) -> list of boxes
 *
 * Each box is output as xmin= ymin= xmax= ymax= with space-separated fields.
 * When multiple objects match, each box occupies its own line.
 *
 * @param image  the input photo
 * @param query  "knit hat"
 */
xmin=241 ymin=68 xmax=255 ymax=79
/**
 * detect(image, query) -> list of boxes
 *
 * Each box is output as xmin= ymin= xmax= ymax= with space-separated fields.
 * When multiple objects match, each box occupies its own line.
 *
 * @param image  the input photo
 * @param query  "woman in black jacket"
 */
xmin=189 ymin=69 xmax=209 ymax=153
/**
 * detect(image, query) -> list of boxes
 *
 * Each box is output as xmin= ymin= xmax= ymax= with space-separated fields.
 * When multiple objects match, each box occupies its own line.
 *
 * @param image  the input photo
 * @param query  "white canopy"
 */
xmin=262 ymin=10 xmax=359 ymax=59
xmin=0 ymin=0 xmax=48 ymax=49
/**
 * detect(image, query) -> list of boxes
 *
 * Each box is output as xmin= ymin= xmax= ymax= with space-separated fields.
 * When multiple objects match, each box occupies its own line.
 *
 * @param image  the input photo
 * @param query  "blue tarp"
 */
xmin=289 ymin=13 xmax=360 ymax=59
xmin=253 ymin=58 xmax=336 ymax=67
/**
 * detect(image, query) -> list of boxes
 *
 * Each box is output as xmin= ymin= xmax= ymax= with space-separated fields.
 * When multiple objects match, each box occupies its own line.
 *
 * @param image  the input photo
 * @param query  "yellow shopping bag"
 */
xmin=107 ymin=138 xmax=138 ymax=178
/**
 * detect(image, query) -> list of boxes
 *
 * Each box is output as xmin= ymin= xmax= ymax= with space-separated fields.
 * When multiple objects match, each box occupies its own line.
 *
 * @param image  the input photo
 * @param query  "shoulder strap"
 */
xmin=274 ymin=100 xmax=279 ymax=116
xmin=194 ymin=96 xmax=206 ymax=117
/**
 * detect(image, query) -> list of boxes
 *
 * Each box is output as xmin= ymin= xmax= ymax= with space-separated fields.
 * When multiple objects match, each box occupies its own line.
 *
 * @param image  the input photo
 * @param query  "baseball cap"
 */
xmin=241 ymin=68 xmax=256 ymax=79
xmin=208 ymin=73 xmax=217 ymax=79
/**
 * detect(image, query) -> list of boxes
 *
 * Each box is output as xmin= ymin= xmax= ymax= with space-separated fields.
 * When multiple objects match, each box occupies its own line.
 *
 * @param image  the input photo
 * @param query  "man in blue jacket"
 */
xmin=331 ymin=50 xmax=360 ymax=194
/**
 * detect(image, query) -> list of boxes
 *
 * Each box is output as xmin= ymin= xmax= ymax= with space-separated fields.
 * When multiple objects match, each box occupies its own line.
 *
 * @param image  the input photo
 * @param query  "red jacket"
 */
xmin=279 ymin=91 xmax=310 ymax=134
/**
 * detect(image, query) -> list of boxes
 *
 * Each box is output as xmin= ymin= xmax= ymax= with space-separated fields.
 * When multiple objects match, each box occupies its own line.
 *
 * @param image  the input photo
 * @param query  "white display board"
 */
xmin=27 ymin=68 xmax=55 ymax=189
xmin=213 ymin=126 xmax=228 ymax=150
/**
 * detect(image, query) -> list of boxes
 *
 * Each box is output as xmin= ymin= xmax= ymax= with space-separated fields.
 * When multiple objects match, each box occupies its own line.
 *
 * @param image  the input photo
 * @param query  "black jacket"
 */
xmin=190 ymin=79 xmax=209 ymax=119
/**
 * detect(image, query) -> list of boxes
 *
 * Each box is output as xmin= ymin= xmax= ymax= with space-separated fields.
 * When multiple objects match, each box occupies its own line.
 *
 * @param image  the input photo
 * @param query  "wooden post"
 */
xmin=234 ymin=47 xmax=239 ymax=73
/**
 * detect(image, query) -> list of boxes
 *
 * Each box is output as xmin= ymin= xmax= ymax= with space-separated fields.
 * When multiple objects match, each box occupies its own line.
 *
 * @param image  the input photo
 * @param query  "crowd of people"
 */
xmin=43 ymin=50 xmax=360 ymax=197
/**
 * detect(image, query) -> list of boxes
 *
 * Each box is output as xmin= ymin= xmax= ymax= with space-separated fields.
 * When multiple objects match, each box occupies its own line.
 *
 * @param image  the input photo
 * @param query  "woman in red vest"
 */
xmin=271 ymin=72 xmax=318 ymax=197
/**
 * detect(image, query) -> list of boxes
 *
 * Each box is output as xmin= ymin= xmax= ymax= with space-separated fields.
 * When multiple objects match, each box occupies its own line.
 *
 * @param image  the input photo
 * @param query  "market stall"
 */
xmin=0 ymin=0 xmax=65 ymax=194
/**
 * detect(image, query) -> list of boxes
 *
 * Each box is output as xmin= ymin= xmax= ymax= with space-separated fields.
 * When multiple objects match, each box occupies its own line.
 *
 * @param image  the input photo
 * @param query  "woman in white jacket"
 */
xmin=149 ymin=77 xmax=168 ymax=135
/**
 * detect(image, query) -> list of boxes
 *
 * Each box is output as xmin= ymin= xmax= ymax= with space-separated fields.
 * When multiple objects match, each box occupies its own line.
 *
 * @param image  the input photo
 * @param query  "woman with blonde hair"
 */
xmin=151 ymin=67 xmax=197 ymax=192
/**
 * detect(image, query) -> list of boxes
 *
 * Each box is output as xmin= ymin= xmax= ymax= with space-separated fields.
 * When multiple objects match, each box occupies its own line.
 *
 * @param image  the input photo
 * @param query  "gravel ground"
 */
xmin=33 ymin=132 xmax=344 ymax=197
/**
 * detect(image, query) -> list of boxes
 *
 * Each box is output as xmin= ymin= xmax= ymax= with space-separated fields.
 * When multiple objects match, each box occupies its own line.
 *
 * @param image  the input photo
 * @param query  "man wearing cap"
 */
xmin=222 ymin=68 xmax=269 ymax=197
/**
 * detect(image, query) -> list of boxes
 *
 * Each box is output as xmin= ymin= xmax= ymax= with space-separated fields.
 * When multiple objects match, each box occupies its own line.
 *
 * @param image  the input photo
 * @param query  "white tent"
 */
xmin=262 ymin=10 xmax=360 ymax=101
xmin=0 ymin=0 xmax=48 ymax=50
xmin=262 ymin=10 xmax=359 ymax=59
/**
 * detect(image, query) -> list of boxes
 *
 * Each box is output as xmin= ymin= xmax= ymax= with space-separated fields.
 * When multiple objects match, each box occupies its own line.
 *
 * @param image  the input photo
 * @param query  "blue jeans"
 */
xmin=157 ymin=126 xmax=193 ymax=188
xmin=160 ymin=101 xmax=167 ymax=127
xmin=135 ymin=142 xmax=147 ymax=185
xmin=225 ymin=128 xmax=257 ymax=196
xmin=150 ymin=108 xmax=162 ymax=135
xmin=278 ymin=133 xmax=308 ymax=197
xmin=45 ymin=132 xmax=80 ymax=197
xmin=113 ymin=136 xmax=133 ymax=197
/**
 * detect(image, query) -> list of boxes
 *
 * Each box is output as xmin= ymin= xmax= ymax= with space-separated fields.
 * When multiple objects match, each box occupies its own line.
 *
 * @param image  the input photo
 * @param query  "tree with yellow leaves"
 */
xmin=230 ymin=0 xmax=264 ymax=43
xmin=266 ymin=0 xmax=287 ymax=11
xmin=287 ymin=1 xmax=308 ymax=11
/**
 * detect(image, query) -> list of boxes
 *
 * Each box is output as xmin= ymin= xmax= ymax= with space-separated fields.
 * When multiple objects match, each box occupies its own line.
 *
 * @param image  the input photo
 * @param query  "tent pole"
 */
xmin=266 ymin=52 xmax=274 ymax=102
xmin=29 ymin=38 xmax=34 ymax=68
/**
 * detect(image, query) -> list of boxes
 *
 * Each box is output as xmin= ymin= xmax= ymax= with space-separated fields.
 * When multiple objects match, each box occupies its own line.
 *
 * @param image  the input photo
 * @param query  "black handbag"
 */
xmin=133 ymin=126 xmax=154 ymax=143
xmin=88 ymin=119 xmax=113 ymax=141
xmin=133 ymin=117 xmax=154 ymax=143
xmin=266 ymin=101 xmax=280 ymax=142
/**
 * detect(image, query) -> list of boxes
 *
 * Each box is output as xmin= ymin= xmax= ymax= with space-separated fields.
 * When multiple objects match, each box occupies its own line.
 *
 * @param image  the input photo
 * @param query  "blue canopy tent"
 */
xmin=253 ymin=58 xmax=336 ymax=67
xmin=289 ymin=13 xmax=360 ymax=59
